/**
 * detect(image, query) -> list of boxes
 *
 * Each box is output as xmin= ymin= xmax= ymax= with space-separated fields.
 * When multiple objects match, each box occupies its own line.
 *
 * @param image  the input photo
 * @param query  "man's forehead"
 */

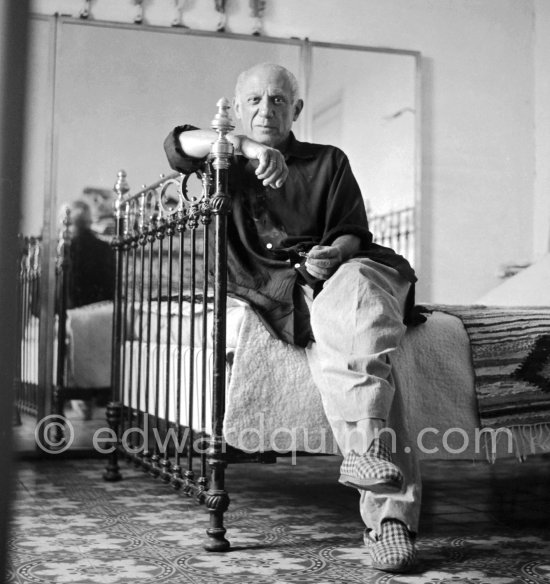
xmin=238 ymin=68 xmax=292 ymax=96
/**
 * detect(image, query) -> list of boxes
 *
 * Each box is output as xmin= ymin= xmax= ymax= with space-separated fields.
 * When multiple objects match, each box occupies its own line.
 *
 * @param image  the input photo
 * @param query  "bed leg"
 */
xmin=204 ymin=439 xmax=230 ymax=552
xmin=49 ymin=385 xmax=69 ymax=449
xmin=103 ymin=400 xmax=122 ymax=482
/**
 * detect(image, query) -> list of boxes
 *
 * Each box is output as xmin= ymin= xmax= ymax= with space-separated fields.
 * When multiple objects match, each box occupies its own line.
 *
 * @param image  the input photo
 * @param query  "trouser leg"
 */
xmin=304 ymin=258 xmax=421 ymax=535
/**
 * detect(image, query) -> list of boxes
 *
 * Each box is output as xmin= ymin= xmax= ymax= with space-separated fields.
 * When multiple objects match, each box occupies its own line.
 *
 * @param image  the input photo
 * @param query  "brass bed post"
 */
xmin=134 ymin=192 xmax=147 ymax=468
xmin=125 ymin=200 xmax=139 ymax=454
xmin=17 ymin=238 xmax=29 ymax=416
xmin=204 ymin=98 xmax=234 ymax=552
xmin=170 ymin=196 xmax=188 ymax=490
xmin=142 ymin=207 xmax=157 ymax=471
xmin=51 ymin=207 xmax=71 ymax=446
xmin=104 ymin=171 xmax=128 ymax=482
xmin=120 ymin=199 xmax=134 ymax=448
xmin=28 ymin=239 xmax=41 ymax=413
xmin=14 ymin=237 xmax=25 ymax=424
xmin=198 ymin=170 xmax=213 ymax=500
xmin=160 ymin=201 xmax=175 ymax=484
xmin=150 ymin=207 xmax=166 ymax=479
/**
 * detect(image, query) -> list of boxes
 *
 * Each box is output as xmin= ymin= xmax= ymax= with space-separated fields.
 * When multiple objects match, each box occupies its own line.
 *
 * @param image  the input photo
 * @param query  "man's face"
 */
xmin=234 ymin=66 xmax=303 ymax=149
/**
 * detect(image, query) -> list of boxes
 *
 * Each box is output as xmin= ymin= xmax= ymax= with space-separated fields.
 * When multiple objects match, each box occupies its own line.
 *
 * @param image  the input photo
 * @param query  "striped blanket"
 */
xmin=424 ymin=305 xmax=550 ymax=429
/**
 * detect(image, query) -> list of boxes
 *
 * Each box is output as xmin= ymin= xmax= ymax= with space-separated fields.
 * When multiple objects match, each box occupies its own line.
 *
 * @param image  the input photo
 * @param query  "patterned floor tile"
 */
xmin=6 ymin=454 xmax=550 ymax=583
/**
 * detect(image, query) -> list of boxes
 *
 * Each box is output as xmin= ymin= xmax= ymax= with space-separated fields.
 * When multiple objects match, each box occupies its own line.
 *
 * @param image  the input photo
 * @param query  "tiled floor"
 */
xmin=13 ymin=405 xmax=109 ymax=454
xmin=7 ymin=450 xmax=550 ymax=583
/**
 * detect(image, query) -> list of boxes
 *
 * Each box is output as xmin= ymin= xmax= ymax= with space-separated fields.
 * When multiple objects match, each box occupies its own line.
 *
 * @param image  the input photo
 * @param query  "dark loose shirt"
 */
xmin=164 ymin=127 xmax=416 ymax=347
xmin=69 ymin=229 xmax=116 ymax=308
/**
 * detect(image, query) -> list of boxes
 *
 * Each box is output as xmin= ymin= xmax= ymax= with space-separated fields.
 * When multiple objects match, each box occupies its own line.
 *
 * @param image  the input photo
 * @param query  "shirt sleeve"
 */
xmin=320 ymin=150 xmax=373 ymax=249
xmin=163 ymin=124 xmax=205 ymax=174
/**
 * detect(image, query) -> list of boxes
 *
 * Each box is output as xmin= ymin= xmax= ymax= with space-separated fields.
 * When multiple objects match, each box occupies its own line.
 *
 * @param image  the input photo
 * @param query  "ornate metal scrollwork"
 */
xmin=159 ymin=175 xmax=184 ymax=217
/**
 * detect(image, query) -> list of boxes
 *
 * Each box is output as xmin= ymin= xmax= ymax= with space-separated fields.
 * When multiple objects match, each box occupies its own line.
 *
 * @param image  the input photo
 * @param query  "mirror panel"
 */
xmin=310 ymin=45 xmax=417 ymax=217
xmin=22 ymin=17 xmax=419 ymax=252
xmin=21 ymin=15 xmax=53 ymax=234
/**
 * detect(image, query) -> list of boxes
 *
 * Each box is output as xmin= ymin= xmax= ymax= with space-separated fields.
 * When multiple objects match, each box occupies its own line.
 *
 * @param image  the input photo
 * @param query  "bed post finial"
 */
xmin=209 ymin=98 xmax=234 ymax=212
xmin=211 ymin=98 xmax=234 ymax=134
xmin=114 ymin=170 xmax=130 ymax=200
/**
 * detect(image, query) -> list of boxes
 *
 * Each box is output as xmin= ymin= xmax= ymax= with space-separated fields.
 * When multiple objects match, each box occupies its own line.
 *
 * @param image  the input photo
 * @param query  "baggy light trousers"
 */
xmin=303 ymin=258 xmax=422 ymax=536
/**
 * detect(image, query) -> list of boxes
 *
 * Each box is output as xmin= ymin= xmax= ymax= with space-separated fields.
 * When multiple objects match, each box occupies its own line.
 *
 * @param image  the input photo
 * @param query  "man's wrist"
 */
xmin=332 ymin=235 xmax=361 ymax=261
xmin=230 ymin=134 xmax=244 ymax=155
xmin=233 ymin=135 xmax=265 ymax=161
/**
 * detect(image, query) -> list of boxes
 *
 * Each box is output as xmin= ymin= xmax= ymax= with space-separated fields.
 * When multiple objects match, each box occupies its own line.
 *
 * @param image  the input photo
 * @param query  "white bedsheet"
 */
xmin=122 ymin=340 xmax=215 ymax=434
xmin=127 ymin=298 xmax=247 ymax=349
xmin=224 ymin=308 xmax=515 ymax=461
xmin=66 ymin=301 xmax=113 ymax=388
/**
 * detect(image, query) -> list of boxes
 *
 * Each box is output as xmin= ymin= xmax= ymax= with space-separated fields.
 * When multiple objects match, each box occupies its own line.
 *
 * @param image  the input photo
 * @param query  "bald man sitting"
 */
xmin=164 ymin=63 xmax=421 ymax=574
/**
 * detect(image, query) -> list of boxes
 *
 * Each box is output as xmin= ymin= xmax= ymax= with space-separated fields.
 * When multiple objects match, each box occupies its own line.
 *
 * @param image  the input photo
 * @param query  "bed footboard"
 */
xmin=15 ymin=235 xmax=41 ymax=420
xmin=107 ymin=99 xmax=235 ymax=551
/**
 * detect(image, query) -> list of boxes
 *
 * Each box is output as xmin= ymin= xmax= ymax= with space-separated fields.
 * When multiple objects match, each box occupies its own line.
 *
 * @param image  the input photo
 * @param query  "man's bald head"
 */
xmin=233 ymin=63 xmax=303 ymax=149
xmin=235 ymin=63 xmax=300 ymax=103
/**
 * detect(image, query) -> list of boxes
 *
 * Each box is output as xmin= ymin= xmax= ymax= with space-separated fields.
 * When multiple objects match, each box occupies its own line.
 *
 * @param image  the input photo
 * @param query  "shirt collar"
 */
xmin=282 ymin=132 xmax=316 ymax=161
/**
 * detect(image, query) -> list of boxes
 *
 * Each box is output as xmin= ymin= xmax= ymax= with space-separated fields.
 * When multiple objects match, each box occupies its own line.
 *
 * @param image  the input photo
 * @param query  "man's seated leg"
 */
xmin=323 ymin=410 xmax=420 ymax=572
xmin=304 ymin=258 xmax=420 ymax=573
xmin=360 ymin=390 xmax=421 ymax=573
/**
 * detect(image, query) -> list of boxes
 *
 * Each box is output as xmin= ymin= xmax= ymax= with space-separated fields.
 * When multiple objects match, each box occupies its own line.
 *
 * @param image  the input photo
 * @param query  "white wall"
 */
xmin=310 ymin=48 xmax=416 ymax=216
xmin=534 ymin=0 xmax=550 ymax=259
xmin=30 ymin=0 xmax=547 ymax=304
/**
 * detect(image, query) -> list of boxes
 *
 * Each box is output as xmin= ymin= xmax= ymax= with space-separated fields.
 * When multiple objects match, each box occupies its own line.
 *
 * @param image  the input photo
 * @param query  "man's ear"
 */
xmin=233 ymin=97 xmax=242 ymax=120
xmin=293 ymin=99 xmax=304 ymax=121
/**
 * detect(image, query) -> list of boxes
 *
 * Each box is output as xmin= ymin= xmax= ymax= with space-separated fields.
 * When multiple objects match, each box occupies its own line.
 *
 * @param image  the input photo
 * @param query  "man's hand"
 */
xmin=304 ymin=235 xmax=361 ymax=280
xmin=240 ymin=138 xmax=288 ymax=189
xmin=304 ymin=245 xmax=344 ymax=280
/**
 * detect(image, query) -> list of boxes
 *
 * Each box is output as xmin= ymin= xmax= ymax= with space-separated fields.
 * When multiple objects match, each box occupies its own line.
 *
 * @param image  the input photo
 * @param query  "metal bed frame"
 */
xmin=104 ymin=99 xmax=236 ymax=552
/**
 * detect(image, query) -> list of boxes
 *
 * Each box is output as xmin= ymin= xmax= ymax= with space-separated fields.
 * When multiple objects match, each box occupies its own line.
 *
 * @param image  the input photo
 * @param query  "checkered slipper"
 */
xmin=338 ymin=437 xmax=403 ymax=492
xmin=364 ymin=519 xmax=417 ymax=573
